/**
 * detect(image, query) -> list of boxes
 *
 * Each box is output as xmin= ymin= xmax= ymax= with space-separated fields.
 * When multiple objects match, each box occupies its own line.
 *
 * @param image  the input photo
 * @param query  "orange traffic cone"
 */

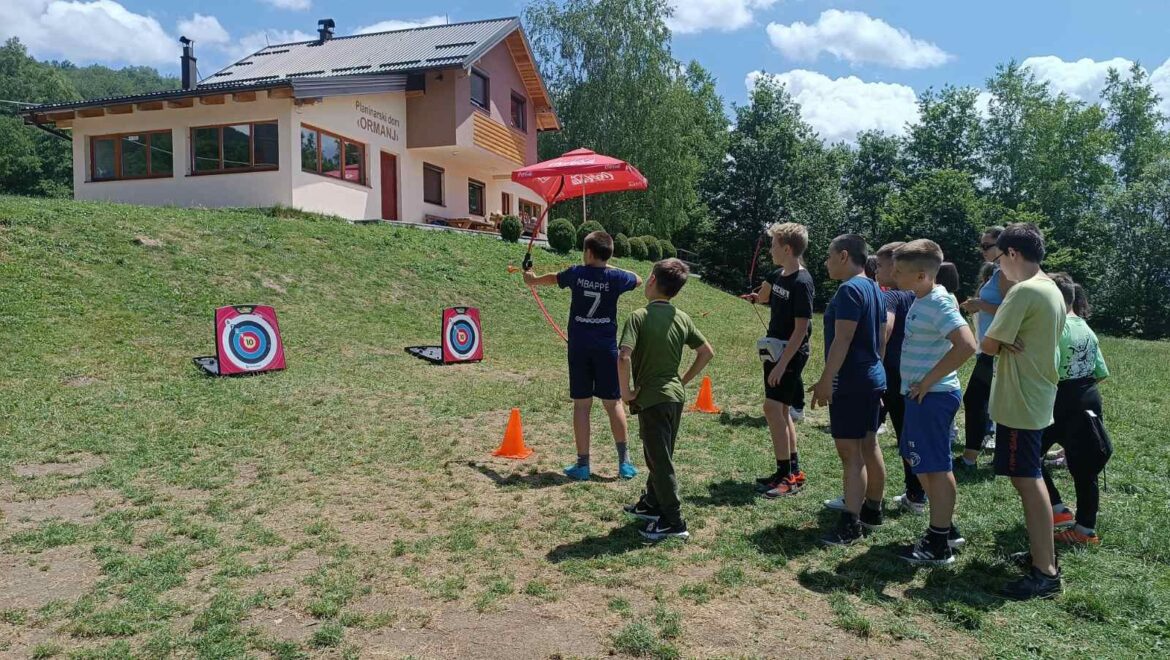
xmin=688 ymin=375 xmax=721 ymax=414
xmin=493 ymin=408 xmax=534 ymax=459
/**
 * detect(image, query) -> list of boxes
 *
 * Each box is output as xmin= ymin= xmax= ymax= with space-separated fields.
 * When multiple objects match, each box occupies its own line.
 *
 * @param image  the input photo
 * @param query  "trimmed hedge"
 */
xmin=547 ymin=218 xmax=576 ymax=254
xmin=629 ymin=236 xmax=649 ymax=260
xmin=642 ymin=236 xmax=662 ymax=262
xmin=500 ymin=215 xmax=521 ymax=243
xmin=613 ymin=233 xmax=631 ymax=258
xmin=659 ymin=239 xmax=677 ymax=259
xmin=576 ymin=220 xmax=606 ymax=250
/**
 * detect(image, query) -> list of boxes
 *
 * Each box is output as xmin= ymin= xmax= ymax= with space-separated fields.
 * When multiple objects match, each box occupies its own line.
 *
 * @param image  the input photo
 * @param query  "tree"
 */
xmin=841 ymin=130 xmax=904 ymax=239
xmin=905 ymin=85 xmax=984 ymax=178
xmin=525 ymin=0 xmax=726 ymax=238
xmin=0 ymin=39 xmax=78 ymax=196
xmin=1103 ymin=63 xmax=1168 ymax=187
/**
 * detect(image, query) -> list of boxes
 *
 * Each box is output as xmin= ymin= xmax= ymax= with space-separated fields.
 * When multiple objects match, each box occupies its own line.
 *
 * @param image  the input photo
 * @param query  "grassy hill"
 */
xmin=1 ymin=195 xmax=1168 ymax=659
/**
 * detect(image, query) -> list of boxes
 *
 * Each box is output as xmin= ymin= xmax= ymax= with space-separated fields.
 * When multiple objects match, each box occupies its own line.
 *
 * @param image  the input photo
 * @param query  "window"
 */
xmin=510 ymin=93 xmax=527 ymax=132
xmin=501 ymin=192 xmax=512 ymax=215
xmin=190 ymin=121 xmax=278 ymax=174
xmin=90 ymin=131 xmax=173 ymax=181
xmin=468 ymin=179 xmax=486 ymax=216
xmin=300 ymin=124 xmax=367 ymax=185
xmin=470 ymin=69 xmax=489 ymax=110
xmin=423 ymin=163 xmax=444 ymax=205
xmin=519 ymin=199 xmax=542 ymax=232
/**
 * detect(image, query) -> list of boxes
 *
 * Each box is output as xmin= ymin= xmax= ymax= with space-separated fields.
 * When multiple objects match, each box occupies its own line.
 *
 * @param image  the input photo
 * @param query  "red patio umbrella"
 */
xmin=510 ymin=148 xmax=649 ymax=341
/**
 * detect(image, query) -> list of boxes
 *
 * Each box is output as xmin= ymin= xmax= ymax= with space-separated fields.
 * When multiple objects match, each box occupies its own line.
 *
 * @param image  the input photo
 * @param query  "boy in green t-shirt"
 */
xmin=981 ymin=222 xmax=1067 ymax=601
xmin=618 ymin=258 xmax=715 ymax=541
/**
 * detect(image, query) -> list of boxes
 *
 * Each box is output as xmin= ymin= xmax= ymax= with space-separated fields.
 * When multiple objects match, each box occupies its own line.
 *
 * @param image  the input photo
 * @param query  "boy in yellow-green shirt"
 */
xmin=981 ymin=223 xmax=1066 ymax=601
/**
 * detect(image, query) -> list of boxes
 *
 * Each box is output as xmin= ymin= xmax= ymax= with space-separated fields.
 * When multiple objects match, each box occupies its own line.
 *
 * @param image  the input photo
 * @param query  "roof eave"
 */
xmin=461 ymin=21 xmax=560 ymax=132
xmin=18 ymin=81 xmax=293 ymax=119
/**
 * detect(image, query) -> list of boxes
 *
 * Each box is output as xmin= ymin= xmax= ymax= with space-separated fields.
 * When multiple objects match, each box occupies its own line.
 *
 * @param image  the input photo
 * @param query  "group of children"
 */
xmin=523 ymin=221 xmax=1112 ymax=601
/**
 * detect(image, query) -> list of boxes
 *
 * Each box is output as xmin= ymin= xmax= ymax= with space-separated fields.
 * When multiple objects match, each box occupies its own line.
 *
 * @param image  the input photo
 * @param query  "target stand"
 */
xmin=405 ymin=307 xmax=483 ymax=365
xmin=193 ymin=305 xmax=286 ymax=376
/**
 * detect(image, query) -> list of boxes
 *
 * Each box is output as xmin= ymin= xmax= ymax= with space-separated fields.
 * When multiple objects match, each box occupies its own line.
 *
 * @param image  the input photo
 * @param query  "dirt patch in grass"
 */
xmin=244 ymin=604 xmax=319 ymax=644
xmin=62 ymin=375 xmax=99 ymax=388
xmin=133 ymin=234 xmax=164 ymax=248
xmin=0 ymin=490 xmax=120 ymax=531
xmin=0 ymin=546 xmax=100 ymax=610
xmin=237 ymin=548 xmax=325 ymax=595
xmin=12 ymin=453 xmax=105 ymax=478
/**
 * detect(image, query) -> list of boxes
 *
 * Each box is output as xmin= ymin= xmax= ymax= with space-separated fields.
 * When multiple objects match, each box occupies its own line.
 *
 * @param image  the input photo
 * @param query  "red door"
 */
xmin=380 ymin=152 xmax=398 ymax=221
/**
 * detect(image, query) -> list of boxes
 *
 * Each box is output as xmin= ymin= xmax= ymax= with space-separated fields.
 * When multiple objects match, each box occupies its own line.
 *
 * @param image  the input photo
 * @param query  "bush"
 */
xmin=547 ymin=218 xmax=576 ymax=254
xmin=499 ymin=215 xmax=521 ymax=243
xmin=629 ymin=237 xmax=648 ymax=260
xmin=642 ymin=236 xmax=662 ymax=262
xmin=613 ymin=233 xmax=631 ymax=258
xmin=659 ymin=239 xmax=677 ymax=259
xmin=576 ymin=220 xmax=606 ymax=250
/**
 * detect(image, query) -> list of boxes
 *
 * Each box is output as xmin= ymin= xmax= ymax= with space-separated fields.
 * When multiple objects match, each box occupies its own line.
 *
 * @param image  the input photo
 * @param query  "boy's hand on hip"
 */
xmin=622 ymin=388 xmax=639 ymax=404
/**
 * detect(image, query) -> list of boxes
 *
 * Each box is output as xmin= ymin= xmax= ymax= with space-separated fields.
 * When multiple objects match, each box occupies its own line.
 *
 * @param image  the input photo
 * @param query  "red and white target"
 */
xmin=215 ymin=305 xmax=286 ymax=375
xmin=441 ymin=307 xmax=483 ymax=363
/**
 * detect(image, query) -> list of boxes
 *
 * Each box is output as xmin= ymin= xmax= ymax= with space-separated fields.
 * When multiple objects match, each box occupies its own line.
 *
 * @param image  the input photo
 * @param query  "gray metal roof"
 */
xmin=202 ymin=17 xmax=519 ymax=86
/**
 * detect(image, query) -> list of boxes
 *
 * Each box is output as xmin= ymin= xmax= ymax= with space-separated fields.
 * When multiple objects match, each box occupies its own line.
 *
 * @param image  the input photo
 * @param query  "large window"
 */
xmin=423 ymin=163 xmax=444 ymax=206
xmin=468 ymin=179 xmax=486 ymax=217
xmin=300 ymin=124 xmax=366 ymax=184
xmin=510 ymin=93 xmax=527 ymax=132
xmin=191 ymin=121 xmax=278 ymax=174
xmin=470 ymin=69 xmax=489 ymax=110
xmin=90 ymin=131 xmax=173 ymax=181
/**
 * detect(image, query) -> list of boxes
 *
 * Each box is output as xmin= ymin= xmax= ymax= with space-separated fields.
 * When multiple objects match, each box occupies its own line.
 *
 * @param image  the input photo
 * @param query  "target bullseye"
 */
xmin=221 ymin=314 xmax=278 ymax=371
xmin=442 ymin=310 xmax=482 ymax=362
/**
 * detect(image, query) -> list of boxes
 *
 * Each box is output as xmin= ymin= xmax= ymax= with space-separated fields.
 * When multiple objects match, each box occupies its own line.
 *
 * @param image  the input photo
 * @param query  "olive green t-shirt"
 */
xmin=986 ymin=274 xmax=1066 ymax=430
xmin=619 ymin=301 xmax=707 ymax=410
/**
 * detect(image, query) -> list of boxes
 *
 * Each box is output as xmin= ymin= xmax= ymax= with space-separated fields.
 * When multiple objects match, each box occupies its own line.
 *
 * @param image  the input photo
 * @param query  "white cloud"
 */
xmin=355 ymin=16 xmax=448 ymax=35
xmin=766 ymin=9 xmax=951 ymax=69
xmin=1022 ymin=56 xmax=1134 ymax=102
xmin=1151 ymin=58 xmax=1170 ymax=117
xmin=177 ymin=14 xmax=230 ymax=46
xmin=747 ymin=69 xmax=920 ymax=144
xmin=666 ymin=0 xmax=778 ymax=34
xmin=259 ymin=0 xmax=311 ymax=10
xmin=2 ymin=0 xmax=175 ymax=65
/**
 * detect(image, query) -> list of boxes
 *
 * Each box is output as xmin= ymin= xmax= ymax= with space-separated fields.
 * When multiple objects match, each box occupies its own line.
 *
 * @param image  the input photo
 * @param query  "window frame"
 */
xmin=299 ymin=123 xmax=368 ymax=186
xmin=89 ymin=130 xmax=174 ymax=182
xmin=423 ymin=163 xmax=445 ymax=206
xmin=470 ymin=68 xmax=490 ymax=112
xmin=501 ymin=192 xmax=512 ymax=215
xmin=510 ymin=92 xmax=527 ymax=133
xmin=468 ymin=178 xmax=486 ymax=217
xmin=189 ymin=120 xmax=280 ymax=176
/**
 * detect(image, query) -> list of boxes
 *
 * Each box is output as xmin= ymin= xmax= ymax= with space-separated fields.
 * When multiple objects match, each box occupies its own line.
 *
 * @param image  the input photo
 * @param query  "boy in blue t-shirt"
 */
xmin=808 ymin=234 xmax=888 ymax=546
xmin=892 ymin=239 xmax=978 ymax=566
xmin=524 ymin=231 xmax=642 ymax=480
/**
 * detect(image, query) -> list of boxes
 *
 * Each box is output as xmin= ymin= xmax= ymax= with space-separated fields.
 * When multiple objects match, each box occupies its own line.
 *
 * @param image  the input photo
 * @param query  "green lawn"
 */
xmin=1 ymin=195 xmax=1168 ymax=659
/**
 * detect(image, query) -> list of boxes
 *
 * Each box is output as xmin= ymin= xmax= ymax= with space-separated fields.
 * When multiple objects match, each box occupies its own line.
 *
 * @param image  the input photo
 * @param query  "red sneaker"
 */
xmin=1055 ymin=528 xmax=1100 ymax=545
xmin=1053 ymin=510 xmax=1075 ymax=530
xmin=790 ymin=470 xmax=807 ymax=486
xmin=763 ymin=476 xmax=803 ymax=499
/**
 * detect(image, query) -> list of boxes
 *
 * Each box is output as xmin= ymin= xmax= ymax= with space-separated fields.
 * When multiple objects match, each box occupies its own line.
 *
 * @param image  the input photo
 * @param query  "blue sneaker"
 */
xmin=563 ymin=464 xmax=590 ymax=481
xmin=618 ymin=462 xmax=638 ymax=480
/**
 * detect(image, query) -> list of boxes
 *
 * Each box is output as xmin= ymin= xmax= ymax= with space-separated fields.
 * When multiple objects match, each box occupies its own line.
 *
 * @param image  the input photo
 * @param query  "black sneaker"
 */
xmin=953 ymin=456 xmax=977 ymax=473
xmin=898 ymin=535 xmax=955 ymax=566
xmin=639 ymin=519 xmax=689 ymax=542
xmin=1002 ymin=566 xmax=1062 ymax=601
xmin=859 ymin=503 xmax=884 ymax=530
xmin=821 ymin=516 xmax=864 ymax=547
xmin=623 ymin=501 xmax=661 ymax=522
xmin=754 ymin=471 xmax=783 ymax=493
xmin=948 ymin=526 xmax=966 ymax=551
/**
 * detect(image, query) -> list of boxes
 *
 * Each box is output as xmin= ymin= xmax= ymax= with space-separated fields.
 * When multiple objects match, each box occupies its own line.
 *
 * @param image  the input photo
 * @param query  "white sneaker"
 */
xmin=823 ymin=497 xmax=846 ymax=511
xmin=790 ymin=407 xmax=804 ymax=422
xmin=983 ymin=434 xmax=996 ymax=450
xmin=893 ymin=493 xmax=926 ymax=515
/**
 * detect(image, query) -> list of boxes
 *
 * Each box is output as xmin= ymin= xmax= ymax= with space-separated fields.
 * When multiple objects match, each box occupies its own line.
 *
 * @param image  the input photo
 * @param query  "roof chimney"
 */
xmin=179 ymin=36 xmax=197 ymax=90
xmin=317 ymin=18 xmax=335 ymax=42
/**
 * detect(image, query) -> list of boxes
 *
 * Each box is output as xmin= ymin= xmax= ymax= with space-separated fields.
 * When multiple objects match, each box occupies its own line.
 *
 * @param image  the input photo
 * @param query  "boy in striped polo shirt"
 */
xmin=892 ymin=240 xmax=978 ymax=565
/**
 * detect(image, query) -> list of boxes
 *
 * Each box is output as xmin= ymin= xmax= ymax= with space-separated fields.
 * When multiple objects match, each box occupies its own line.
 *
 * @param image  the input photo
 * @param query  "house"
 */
xmin=20 ymin=17 xmax=559 ymax=229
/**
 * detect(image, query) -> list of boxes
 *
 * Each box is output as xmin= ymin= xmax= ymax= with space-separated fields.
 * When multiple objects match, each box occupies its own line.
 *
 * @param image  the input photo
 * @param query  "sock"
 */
xmin=863 ymin=498 xmax=882 ymax=512
xmin=840 ymin=510 xmax=860 ymax=526
xmin=576 ymin=454 xmax=590 ymax=468
xmin=927 ymin=525 xmax=949 ymax=548
xmin=1052 ymin=503 xmax=1070 ymax=514
xmin=777 ymin=459 xmax=792 ymax=477
xmin=1074 ymin=523 xmax=1096 ymax=537
xmin=616 ymin=442 xmax=629 ymax=465
xmin=790 ymin=452 xmax=800 ymax=474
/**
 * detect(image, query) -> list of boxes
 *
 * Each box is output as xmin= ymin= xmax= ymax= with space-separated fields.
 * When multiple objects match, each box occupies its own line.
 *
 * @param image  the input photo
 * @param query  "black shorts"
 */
xmin=568 ymin=347 xmax=620 ymax=400
xmin=993 ymin=424 xmax=1045 ymax=478
xmin=763 ymin=351 xmax=808 ymax=406
xmin=830 ymin=389 xmax=884 ymax=440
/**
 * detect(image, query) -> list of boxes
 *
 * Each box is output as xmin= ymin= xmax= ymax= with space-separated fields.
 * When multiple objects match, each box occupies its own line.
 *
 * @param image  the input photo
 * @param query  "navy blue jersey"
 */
xmin=824 ymin=275 xmax=887 ymax=393
xmin=883 ymin=289 xmax=916 ymax=374
xmin=557 ymin=265 xmax=639 ymax=349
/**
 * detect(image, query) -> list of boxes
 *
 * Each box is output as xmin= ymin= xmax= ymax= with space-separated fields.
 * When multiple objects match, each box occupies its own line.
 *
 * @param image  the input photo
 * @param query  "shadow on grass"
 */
xmin=797 ymin=541 xmax=916 ymax=603
xmin=468 ymin=462 xmax=617 ymax=488
xmin=686 ymin=479 xmax=759 ymax=508
xmin=546 ymin=523 xmax=648 ymax=563
xmin=747 ymin=508 xmax=840 ymax=561
xmin=717 ymin=412 xmax=767 ymax=429
xmin=952 ymin=463 xmax=997 ymax=485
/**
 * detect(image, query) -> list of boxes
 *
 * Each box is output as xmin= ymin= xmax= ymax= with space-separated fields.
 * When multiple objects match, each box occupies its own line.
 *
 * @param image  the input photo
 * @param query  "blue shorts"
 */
xmin=993 ymin=424 xmax=1045 ymax=478
xmin=568 ymin=347 xmax=620 ymax=400
xmin=829 ymin=389 xmax=884 ymax=440
xmin=901 ymin=390 xmax=962 ymax=474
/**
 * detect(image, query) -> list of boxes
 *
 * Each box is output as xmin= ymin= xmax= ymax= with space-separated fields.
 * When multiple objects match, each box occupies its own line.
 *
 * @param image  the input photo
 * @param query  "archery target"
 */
xmin=214 ymin=305 xmax=286 ymax=375
xmin=441 ymin=307 xmax=483 ymax=363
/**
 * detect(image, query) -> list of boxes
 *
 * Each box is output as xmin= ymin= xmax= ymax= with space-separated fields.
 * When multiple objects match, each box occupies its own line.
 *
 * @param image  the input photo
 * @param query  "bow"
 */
xmin=747 ymin=232 xmax=769 ymax=331
xmin=518 ymin=199 xmax=568 ymax=343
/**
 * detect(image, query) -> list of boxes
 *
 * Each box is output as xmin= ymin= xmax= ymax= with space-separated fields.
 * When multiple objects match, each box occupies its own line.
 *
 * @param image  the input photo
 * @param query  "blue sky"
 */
xmin=7 ymin=0 xmax=1169 ymax=143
